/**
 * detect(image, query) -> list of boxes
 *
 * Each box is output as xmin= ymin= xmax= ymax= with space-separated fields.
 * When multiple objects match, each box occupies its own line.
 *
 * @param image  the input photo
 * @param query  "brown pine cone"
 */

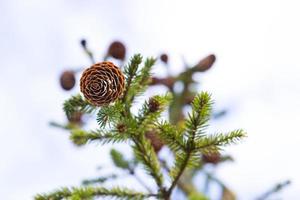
xmin=117 ymin=123 xmax=126 ymax=133
xmin=60 ymin=70 xmax=76 ymax=91
xmin=202 ymin=152 xmax=221 ymax=165
xmin=67 ymin=111 xmax=83 ymax=125
xmin=145 ymin=131 xmax=164 ymax=153
xmin=150 ymin=77 xmax=175 ymax=89
xmin=148 ymin=98 xmax=160 ymax=113
xmin=80 ymin=62 xmax=125 ymax=106
xmin=184 ymin=95 xmax=195 ymax=104
xmin=107 ymin=41 xmax=126 ymax=60
xmin=195 ymin=54 xmax=216 ymax=72
xmin=160 ymin=53 xmax=168 ymax=64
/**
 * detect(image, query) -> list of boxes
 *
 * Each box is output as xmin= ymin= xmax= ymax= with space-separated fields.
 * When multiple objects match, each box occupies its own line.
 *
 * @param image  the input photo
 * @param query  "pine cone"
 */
xmin=148 ymin=98 xmax=160 ymax=112
xmin=145 ymin=131 xmax=164 ymax=153
xmin=67 ymin=111 xmax=83 ymax=125
xmin=80 ymin=62 xmax=125 ymax=106
xmin=195 ymin=54 xmax=216 ymax=72
xmin=60 ymin=70 xmax=76 ymax=91
xmin=117 ymin=123 xmax=126 ymax=133
xmin=150 ymin=77 xmax=175 ymax=89
xmin=108 ymin=41 xmax=126 ymax=60
xmin=202 ymin=152 xmax=221 ymax=164
xmin=160 ymin=53 xmax=168 ymax=64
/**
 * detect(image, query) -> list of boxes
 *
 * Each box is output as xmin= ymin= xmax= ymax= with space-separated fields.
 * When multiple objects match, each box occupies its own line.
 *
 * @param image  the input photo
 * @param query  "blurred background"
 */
xmin=1 ymin=0 xmax=300 ymax=199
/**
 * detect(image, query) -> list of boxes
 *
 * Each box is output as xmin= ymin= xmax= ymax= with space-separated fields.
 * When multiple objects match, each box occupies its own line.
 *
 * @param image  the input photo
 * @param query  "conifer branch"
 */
xmin=96 ymin=101 xmax=123 ymax=128
xmin=63 ymin=94 xmax=96 ymax=119
xmin=195 ymin=130 xmax=246 ymax=153
xmin=168 ymin=150 xmax=192 ymax=196
xmin=35 ymin=186 xmax=158 ymax=200
xmin=137 ymin=94 xmax=172 ymax=129
xmin=132 ymin=135 xmax=165 ymax=193
xmin=167 ymin=92 xmax=215 ymax=197
xmin=128 ymin=57 xmax=156 ymax=102
xmin=122 ymin=54 xmax=143 ymax=105
xmin=110 ymin=149 xmax=131 ymax=170
xmin=70 ymin=129 xmax=128 ymax=146
xmin=184 ymin=92 xmax=212 ymax=140
xmin=156 ymin=121 xmax=185 ymax=151
xmin=82 ymin=174 xmax=117 ymax=185
xmin=44 ymin=50 xmax=250 ymax=200
xmin=115 ymin=57 xmax=166 ymax=195
xmin=126 ymin=94 xmax=174 ymax=197
xmin=122 ymin=56 xmax=156 ymax=112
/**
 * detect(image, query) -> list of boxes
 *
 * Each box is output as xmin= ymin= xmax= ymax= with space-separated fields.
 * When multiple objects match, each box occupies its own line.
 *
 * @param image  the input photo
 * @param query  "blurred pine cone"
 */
xmin=150 ymin=77 xmax=175 ymax=88
xmin=60 ymin=70 xmax=76 ymax=91
xmin=160 ymin=53 xmax=168 ymax=64
xmin=67 ymin=111 xmax=83 ymax=125
xmin=196 ymin=54 xmax=216 ymax=72
xmin=117 ymin=123 xmax=126 ymax=133
xmin=80 ymin=62 xmax=125 ymax=106
xmin=108 ymin=41 xmax=126 ymax=60
xmin=148 ymin=98 xmax=160 ymax=112
xmin=202 ymin=152 xmax=221 ymax=164
xmin=145 ymin=131 xmax=164 ymax=153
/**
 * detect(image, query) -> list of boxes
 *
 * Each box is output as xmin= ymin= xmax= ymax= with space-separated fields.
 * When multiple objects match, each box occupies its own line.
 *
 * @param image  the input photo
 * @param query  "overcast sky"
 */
xmin=1 ymin=0 xmax=300 ymax=199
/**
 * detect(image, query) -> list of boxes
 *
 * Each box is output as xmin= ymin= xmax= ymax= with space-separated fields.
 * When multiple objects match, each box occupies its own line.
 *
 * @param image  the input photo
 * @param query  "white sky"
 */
xmin=1 ymin=0 xmax=300 ymax=199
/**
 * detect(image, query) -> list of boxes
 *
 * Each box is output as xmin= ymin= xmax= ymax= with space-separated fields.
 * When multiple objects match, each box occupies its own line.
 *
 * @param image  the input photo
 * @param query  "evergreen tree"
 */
xmin=39 ymin=40 xmax=288 ymax=200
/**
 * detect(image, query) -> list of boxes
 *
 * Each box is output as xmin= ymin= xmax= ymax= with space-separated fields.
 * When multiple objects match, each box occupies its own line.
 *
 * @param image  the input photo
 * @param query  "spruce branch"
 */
xmin=166 ymin=93 xmax=245 ymax=197
xmin=96 ymin=101 xmax=123 ymax=128
xmin=167 ymin=150 xmax=193 ymax=197
xmin=195 ymin=129 xmax=246 ymax=154
xmin=70 ymin=129 xmax=128 ymax=146
xmin=129 ymin=57 xmax=156 ymax=100
xmin=122 ymin=54 xmax=143 ymax=105
xmin=166 ymin=92 xmax=215 ymax=197
xmin=117 ymin=57 xmax=167 ymax=196
xmin=82 ymin=174 xmax=117 ymax=185
xmin=49 ymin=121 xmax=73 ymax=130
xmin=123 ymin=56 xmax=156 ymax=109
xmin=110 ymin=149 xmax=131 ymax=170
xmin=137 ymin=94 xmax=172 ymax=129
xmin=156 ymin=121 xmax=185 ymax=151
xmin=132 ymin=135 xmax=165 ymax=192
xmin=46 ymin=47 xmax=250 ymax=200
xmin=114 ymin=58 xmax=166 ymax=195
xmin=63 ymin=94 xmax=96 ymax=119
xmin=35 ymin=186 xmax=157 ymax=200
xmin=185 ymin=92 xmax=213 ymax=140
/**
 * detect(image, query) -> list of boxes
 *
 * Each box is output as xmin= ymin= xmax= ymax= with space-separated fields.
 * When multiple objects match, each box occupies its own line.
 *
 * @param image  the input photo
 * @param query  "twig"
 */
xmin=129 ymin=169 xmax=153 ymax=193
xmin=166 ymin=151 xmax=191 ymax=197
xmin=84 ymin=48 xmax=95 ymax=64
xmin=159 ymin=158 xmax=202 ymax=196
xmin=256 ymin=180 xmax=291 ymax=200
xmin=203 ymin=170 xmax=226 ymax=188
